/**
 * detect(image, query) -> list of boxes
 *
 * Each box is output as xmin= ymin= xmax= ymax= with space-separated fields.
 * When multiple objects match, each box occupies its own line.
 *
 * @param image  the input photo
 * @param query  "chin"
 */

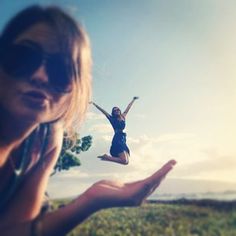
xmin=10 ymin=104 xmax=49 ymax=124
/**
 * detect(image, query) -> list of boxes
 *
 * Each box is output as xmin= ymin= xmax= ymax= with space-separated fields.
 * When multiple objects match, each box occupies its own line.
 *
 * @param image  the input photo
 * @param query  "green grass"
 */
xmin=52 ymin=200 xmax=236 ymax=236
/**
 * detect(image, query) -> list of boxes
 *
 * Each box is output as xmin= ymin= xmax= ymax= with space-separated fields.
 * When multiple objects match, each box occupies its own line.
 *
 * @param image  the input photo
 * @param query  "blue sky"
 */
xmin=1 ymin=0 xmax=236 ymax=198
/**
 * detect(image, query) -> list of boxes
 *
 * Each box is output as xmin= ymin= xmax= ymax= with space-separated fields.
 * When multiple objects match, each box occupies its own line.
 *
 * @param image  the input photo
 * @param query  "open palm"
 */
xmin=85 ymin=160 xmax=176 ymax=209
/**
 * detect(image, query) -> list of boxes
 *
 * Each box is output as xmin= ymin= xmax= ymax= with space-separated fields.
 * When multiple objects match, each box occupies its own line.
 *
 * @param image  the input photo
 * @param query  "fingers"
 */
xmin=126 ymin=160 xmax=176 ymax=204
xmin=159 ymin=159 xmax=176 ymax=174
xmin=159 ymin=159 xmax=176 ymax=173
xmin=148 ymin=159 xmax=176 ymax=185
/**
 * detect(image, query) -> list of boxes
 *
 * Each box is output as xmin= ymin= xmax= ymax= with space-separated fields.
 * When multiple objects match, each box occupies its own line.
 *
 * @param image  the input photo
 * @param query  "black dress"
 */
xmin=108 ymin=116 xmax=130 ymax=157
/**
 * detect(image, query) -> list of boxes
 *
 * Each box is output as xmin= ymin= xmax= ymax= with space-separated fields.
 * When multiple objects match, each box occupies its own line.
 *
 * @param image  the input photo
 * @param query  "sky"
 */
xmin=1 ymin=0 xmax=236 ymax=198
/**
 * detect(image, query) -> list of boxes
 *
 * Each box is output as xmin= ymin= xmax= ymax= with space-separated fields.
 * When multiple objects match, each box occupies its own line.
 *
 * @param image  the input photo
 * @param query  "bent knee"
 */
xmin=118 ymin=152 xmax=129 ymax=165
xmin=122 ymin=157 xmax=129 ymax=165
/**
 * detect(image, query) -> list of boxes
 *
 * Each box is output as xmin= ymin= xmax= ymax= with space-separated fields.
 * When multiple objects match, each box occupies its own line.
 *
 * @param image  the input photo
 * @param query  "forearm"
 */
xmin=91 ymin=102 xmax=109 ymax=117
xmin=123 ymin=99 xmax=135 ymax=115
xmin=41 ymin=192 xmax=98 ymax=236
xmin=128 ymin=99 xmax=135 ymax=108
xmin=2 ymin=126 xmax=63 ymax=224
xmin=92 ymin=102 xmax=102 ymax=112
xmin=1 ymin=192 xmax=99 ymax=236
xmin=3 ymin=150 xmax=60 ymax=222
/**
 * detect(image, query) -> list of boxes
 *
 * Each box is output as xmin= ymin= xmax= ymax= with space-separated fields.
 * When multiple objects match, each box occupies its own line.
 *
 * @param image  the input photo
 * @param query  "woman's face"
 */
xmin=112 ymin=107 xmax=121 ymax=116
xmin=0 ymin=23 xmax=74 ymax=124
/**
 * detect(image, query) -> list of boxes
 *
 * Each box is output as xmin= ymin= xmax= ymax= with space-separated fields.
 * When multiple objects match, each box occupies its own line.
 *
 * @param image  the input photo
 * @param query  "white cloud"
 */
xmin=85 ymin=131 xmax=236 ymax=183
xmin=124 ymin=132 xmax=236 ymax=183
xmin=89 ymin=123 xmax=113 ymax=134
xmin=128 ymin=133 xmax=196 ymax=145
xmin=156 ymin=133 xmax=197 ymax=143
xmin=86 ymin=112 xmax=105 ymax=121
xmin=133 ymin=113 xmax=147 ymax=119
xmin=48 ymin=132 xmax=236 ymax=198
xmin=174 ymin=151 xmax=236 ymax=182
xmin=51 ymin=168 xmax=90 ymax=179
xmin=100 ymin=135 xmax=113 ymax=142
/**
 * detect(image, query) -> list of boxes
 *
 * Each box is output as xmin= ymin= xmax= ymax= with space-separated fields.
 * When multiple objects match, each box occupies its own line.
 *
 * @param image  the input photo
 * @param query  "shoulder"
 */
xmin=24 ymin=122 xmax=64 ymax=174
xmin=106 ymin=113 xmax=112 ymax=118
xmin=35 ymin=123 xmax=64 ymax=166
xmin=121 ymin=112 xmax=127 ymax=118
xmin=120 ymin=114 xmax=126 ymax=120
xmin=44 ymin=122 xmax=64 ymax=156
xmin=106 ymin=114 xmax=113 ymax=121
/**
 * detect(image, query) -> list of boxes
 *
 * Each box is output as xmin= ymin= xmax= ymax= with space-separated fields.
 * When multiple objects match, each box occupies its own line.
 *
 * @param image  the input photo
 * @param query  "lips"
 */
xmin=22 ymin=90 xmax=49 ymax=107
xmin=24 ymin=91 xmax=47 ymax=99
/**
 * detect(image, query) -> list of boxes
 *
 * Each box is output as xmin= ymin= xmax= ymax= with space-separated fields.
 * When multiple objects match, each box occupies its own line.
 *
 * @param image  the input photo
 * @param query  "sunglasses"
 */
xmin=0 ymin=41 xmax=74 ymax=93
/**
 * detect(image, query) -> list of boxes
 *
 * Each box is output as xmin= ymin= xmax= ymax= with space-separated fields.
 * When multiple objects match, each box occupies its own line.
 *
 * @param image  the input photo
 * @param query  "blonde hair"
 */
xmin=63 ymin=26 xmax=92 ymax=132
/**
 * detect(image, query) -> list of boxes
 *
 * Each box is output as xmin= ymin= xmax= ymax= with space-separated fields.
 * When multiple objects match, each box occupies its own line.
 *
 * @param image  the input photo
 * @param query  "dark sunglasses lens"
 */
xmin=46 ymin=55 xmax=72 ymax=93
xmin=2 ymin=45 xmax=42 ymax=77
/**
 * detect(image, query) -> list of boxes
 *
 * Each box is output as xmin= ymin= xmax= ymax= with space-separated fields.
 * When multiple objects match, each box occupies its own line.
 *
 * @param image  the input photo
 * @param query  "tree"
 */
xmin=42 ymin=133 xmax=92 ymax=214
xmin=51 ymin=132 xmax=92 ymax=176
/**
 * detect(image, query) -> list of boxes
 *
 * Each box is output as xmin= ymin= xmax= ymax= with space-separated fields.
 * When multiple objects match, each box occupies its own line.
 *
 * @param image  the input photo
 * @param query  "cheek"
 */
xmin=50 ymin=93 xmax=72 ymax=119
xmin=0 ymin=72 xmax=15 ymax=100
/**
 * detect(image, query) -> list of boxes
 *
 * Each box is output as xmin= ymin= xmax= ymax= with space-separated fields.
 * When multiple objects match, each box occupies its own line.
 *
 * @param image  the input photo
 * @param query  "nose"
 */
xmin=29 ymin=63 xmax=49 ymax=88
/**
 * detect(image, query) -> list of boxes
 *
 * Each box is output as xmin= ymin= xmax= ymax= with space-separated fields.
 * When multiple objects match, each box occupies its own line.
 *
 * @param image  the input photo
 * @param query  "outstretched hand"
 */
xmin=84 ymin=159 xmax=176 ymax=209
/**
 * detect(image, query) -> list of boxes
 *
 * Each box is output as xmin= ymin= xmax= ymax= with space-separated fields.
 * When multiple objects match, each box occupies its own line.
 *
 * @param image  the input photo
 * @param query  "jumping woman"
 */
xmin=0 ymin=5 xmax=176 ymax=235
xmin=90 ymin=96 xmax=139 ymax=165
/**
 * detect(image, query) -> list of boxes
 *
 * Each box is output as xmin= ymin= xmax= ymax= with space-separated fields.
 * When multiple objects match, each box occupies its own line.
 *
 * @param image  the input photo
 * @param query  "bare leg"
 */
xmin=97 ymin=151 xmax=129 ymax=165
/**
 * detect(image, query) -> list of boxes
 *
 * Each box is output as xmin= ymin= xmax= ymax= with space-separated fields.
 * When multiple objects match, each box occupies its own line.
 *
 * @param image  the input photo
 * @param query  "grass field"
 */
xmin=52 ymin=199 xmax=236 ymax=236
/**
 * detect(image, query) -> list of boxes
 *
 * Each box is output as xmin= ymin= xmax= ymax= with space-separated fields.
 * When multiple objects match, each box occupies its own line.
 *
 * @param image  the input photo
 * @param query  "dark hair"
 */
xmin=111 ymin=107 xmax=121 ymax=117
xmin=0 ymin=5 xmax=92 ymax=130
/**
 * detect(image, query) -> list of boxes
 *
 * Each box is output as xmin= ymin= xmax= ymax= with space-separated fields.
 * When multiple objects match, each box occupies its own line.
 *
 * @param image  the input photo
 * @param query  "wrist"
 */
xmin=72 ymin=191 xmax=101 ymax=216
xmin=81 ymin=190 xmax=103 ymax=212
xmin=40 ymin=193 xmax=100 ymax=235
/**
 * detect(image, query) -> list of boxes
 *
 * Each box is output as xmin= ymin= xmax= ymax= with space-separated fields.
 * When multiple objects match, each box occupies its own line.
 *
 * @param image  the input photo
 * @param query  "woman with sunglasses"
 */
xmin=90 ymin=97 xmax=139 ymax=165
xmin=0 ymin=5 xmax=176 ymax=236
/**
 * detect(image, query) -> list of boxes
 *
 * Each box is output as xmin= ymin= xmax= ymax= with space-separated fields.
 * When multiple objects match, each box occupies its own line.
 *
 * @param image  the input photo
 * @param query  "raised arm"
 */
xmin=90 ymin=101 xmax=110 ymax=119
xmin=123 ymin=96 xmax=139 ymax=117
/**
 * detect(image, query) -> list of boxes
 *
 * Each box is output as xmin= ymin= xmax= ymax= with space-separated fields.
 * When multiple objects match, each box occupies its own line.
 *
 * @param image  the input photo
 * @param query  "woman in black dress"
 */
xmin=91 ymin=97 xmax=138 ymax=164
xmin=0 ymin=5 xmax=177 ymax=235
